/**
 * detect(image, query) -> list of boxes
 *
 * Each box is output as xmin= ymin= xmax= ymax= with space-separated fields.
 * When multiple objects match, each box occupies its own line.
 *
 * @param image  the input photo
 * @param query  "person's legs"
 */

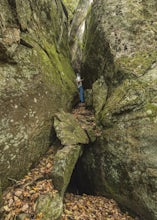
xmin=79 ymin=86 xmax=84 ymax=103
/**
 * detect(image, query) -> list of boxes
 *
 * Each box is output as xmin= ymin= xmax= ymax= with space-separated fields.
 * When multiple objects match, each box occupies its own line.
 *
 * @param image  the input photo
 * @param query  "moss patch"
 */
xmin=62 ymin=0 xmax=79 ymax=22
xmin=144 ymin=103 xmax=157 ymax=117
xmin=115 ymin=50 xmax=157 ymax=77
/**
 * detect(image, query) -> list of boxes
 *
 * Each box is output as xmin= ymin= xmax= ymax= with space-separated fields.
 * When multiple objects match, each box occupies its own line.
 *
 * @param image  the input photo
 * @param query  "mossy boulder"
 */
xmin=0 ymin=0 xmax=77 ymax=190
xmin=35 ymin=192 xmax=63 ymax=220
xmin=77 ymin=65 xmax=157 ymax=220
xmin=76 ymin=1 xmax=157 ymax=219
xmin=51 ymin=145 xmax=82 ymax=196
xmin=54 ymin=111 xmax=89 ymax=145
xmin=81 ymin=0 xmax=157 ymax=88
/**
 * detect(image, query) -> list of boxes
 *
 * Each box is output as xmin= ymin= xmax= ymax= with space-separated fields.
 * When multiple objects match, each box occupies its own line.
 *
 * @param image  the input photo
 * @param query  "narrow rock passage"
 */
xmin=72 ymin=104 xmax=102 ymax=137
xmin=1 ymin=105 xmax=139 ymax=220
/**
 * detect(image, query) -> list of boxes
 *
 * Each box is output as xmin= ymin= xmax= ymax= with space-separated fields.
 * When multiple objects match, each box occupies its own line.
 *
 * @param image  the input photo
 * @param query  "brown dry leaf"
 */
xmin=21 ymin=203 xmax=29 ymax=212
xmin=30 ymin=192 xmax=39 ymax=201
xmin=5 ymin=192 xmax=12 ymax=200
xmin=24 ymin=175 xmax=32 ymax=180
xmin=14 ymin=199 xmax=22 ymax=208
xmin=36 ymin=212 xmax=43 ymax=220
xmin=23 ymin=191 xmax=30 ymax=197
xmin=8 ymin=198 xmax=14 ymax=207
xmin=3 ymin=205 xmax=11 ymax=212
xmin=15 ymin=190 xmax=23 ymax=198
xmin=32 ymin=187 xmax=39 ymax=191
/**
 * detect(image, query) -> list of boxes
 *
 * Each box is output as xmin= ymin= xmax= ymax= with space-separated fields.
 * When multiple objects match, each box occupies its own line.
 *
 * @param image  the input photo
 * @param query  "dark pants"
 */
xmin=79 ymin=86 xmax=84 ymax=103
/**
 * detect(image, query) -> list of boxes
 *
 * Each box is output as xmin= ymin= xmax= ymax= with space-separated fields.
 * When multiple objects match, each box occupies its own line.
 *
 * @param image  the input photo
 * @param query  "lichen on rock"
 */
xmin=0 ymin=0 xmax=77 ymax=190
xmin=36 ymin=192 xmax=63 ymax=220
xmin=76 ymin=1 xmax=157 ymax=219
xmin=54 ymin=111 xmax=89 ymax=145
xmin=51 ymin=145 xmax=82 ymax=196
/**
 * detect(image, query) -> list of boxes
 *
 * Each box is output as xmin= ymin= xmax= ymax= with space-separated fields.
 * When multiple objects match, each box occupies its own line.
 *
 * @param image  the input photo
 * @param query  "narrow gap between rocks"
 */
xmin=66 ymin=155 xmax=140 ymax=220
xmin=0 ymin=104 xmax=140 ymax=220
xmin=64 ymin=104 xmax=140 ymax=220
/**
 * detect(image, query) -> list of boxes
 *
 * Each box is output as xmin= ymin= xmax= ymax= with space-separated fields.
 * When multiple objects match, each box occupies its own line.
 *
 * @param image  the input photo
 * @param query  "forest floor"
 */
xmin=1 ymin=105 xmax=140 ymax=220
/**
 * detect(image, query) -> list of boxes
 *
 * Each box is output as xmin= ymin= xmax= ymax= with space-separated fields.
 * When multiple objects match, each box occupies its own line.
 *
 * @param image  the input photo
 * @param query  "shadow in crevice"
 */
xmin=66 ymin=153 xmax=93 ymax=196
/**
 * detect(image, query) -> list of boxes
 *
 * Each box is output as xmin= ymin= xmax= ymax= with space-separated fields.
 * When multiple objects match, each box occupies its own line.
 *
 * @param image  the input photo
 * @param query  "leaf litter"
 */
xmin=1 ymin=105 xmax=139 ymax=220
xmin=1 ymin=148 xmax=56 ymax=220
xmin=62 ymin=193 xmax=139 ymax=220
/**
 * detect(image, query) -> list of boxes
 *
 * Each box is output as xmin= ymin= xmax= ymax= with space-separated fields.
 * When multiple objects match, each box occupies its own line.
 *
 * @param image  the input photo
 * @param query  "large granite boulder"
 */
xmin=0 ymin=0 xmax=77 ymax=190
xmin=77 ymin=0 xmax=157 ymax=219
xmin=54 ymin=111 xmax=89 ymax=145
xmin=51 ymin=145 xmax=82 ymax=196
xmin=78 ymin=70 xmax=157 ymax=219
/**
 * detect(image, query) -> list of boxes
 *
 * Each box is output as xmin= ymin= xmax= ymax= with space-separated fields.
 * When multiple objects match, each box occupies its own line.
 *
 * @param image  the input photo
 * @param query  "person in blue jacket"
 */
xmin=76 ymin=73 xmax=85 ymax=103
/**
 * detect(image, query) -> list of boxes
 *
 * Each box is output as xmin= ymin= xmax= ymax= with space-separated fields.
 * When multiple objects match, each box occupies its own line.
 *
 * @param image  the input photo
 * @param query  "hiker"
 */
xmin=76 ymin=73 xmax=85 ymax=103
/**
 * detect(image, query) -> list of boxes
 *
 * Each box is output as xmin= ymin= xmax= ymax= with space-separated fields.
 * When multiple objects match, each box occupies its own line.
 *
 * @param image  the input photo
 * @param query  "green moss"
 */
xmin=99 ymin=79 xmax=146 ymax=125
xmin=20 ymin=29 xmax=75 ymax=109
xmin=145 ymin=103 xmax=157 ymax=116
xmin=23 ymin=31 xmax=75 ymax=81
xmin=62 ymin=0 xmax=79 ymax=21
xmin=116 ymin=50 xmax=157 ymax=76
